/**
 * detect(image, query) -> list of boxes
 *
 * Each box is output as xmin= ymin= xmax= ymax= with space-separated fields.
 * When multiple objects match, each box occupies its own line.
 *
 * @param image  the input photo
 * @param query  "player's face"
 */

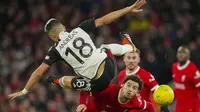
xmin=124 ymin=52 xmax=140 ymax=70
xmin=177 ymin=47 xmax=189 ymax=62
xmin=121 ymin=80 xmax=139 ymax=99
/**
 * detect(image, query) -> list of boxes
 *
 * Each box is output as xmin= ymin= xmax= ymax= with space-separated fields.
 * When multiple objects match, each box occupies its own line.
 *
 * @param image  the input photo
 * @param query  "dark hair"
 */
xmin=44 ymin=18 xmax=62 ymax=33
xmin=123 ymin=75 xmax=143 ymax=90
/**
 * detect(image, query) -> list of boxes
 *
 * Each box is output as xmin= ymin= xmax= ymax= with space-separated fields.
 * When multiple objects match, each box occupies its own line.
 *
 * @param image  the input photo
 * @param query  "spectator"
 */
xmin=0 ymin=0 xmax=200 ymax=111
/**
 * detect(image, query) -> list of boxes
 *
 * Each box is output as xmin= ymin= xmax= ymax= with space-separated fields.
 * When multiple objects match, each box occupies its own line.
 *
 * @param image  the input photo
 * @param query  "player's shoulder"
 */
xmin=48 ymin=43 xmax=59 ymax=52
xmin=138 ymin=67 xmax=151 ymax=76
xmin=128 ymin=95 xmax=141 ymax=105
xmin=106 ymin=84 xmax=119 ymax=93
xmin=108 ymin=84 xmax=118 ymax=89
xmin=48 ymin=45 xmax=55 ymax=51
xmin=119 ymin=69 xmax=126 ymax=75
xmin=188 ymin=61 xmax=197 ymax=67
xmin=187 ymin=61 xmax=199 ymax=73
xmin=172 ymin=62 xmax=178 ymax=67
xmin=46 ymin=43 xmax=61 ymax=57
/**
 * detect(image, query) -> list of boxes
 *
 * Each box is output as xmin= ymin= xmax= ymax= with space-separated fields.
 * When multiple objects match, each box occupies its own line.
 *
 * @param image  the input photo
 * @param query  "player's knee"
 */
xmin=71 ymin=77 xmax=91 ymax=91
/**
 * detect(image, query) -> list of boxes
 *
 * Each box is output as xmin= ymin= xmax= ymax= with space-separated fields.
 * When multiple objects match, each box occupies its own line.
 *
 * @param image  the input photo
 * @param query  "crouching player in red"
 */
xmin=172 ymin=46 xmax=200 ymax=112
xmin=117 ymin=32 xmax=169 ymax=112
xmin=77 ymin=75 xmax=154 ymax=112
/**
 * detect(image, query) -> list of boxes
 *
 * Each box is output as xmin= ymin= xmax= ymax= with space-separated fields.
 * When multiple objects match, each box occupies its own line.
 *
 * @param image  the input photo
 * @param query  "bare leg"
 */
xmin=49 ymin=76 xmax=91 ymax=91
xmin=59 ymin=76 xmax=77 ymax=89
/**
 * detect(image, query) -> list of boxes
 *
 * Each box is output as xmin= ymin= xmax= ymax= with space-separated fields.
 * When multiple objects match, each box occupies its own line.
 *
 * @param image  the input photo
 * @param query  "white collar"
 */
xmin=177 ymin=60 xmax=190 ymax=70
xmin=118 ymin=89 xmax=130 ymax=104
xmin=126 ymin=66 xmax=140 ymax=76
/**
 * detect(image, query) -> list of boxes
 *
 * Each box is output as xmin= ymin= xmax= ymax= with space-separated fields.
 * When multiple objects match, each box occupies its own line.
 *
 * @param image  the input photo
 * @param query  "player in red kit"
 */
xmin=117 ymin=32 xmax=169 ymax=112
xmin=172 ymin=46 xmax=200 ymax=112
xmin=76 ymin=75 xmax=155 ymax=112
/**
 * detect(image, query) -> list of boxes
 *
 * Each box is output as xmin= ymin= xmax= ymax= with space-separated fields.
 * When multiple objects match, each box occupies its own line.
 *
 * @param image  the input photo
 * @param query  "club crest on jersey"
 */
xmin=181 ymin=75 xmax=186 ymax=82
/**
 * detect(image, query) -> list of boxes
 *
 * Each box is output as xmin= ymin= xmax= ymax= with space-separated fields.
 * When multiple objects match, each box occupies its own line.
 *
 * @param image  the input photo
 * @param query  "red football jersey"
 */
xmin=80 ymin=84 xmax=154 ymax=112
xmin=118 ymin=67 xmax=158 ymax=112
xmin=172 ymin=60 xmax=200 ymax=112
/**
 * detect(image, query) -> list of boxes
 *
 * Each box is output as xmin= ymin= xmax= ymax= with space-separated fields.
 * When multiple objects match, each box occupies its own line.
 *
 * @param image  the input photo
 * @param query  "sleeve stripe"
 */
xmin=195 ymin=82 xmax=200 ymax=88
xmin=194 ymin=71 xmax=200 ymax=79
xmin=143 ymin=100 xmax=147 ymax=110
xmin=151 ymin=85 xmax=159 ymax=91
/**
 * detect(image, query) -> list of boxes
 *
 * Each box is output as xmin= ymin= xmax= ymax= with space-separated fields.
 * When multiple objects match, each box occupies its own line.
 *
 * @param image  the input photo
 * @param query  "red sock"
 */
xmin=53 ymin=79 xmax=60 ymax=84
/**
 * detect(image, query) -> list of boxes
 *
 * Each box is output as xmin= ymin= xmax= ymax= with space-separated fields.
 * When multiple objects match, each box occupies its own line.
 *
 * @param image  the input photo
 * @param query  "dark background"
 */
xmin=0 ymin=0 xmax=200 ymax=111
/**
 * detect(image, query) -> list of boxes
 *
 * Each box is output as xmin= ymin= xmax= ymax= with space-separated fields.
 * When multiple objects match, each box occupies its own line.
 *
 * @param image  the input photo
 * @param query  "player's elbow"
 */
xmin=95 ymin=17 xmax=107 ymax=27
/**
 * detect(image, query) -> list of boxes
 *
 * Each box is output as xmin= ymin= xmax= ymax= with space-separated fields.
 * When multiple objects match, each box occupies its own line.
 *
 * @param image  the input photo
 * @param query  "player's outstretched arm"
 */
xmin=8 ymin=63 xmax=49 ymax=100
xmin=95 ymin=0 xmax=146 ymax=27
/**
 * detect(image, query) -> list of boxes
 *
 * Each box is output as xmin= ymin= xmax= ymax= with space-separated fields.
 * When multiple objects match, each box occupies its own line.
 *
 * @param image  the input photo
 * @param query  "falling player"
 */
xmin=117 ymin=32 xmax=169 ymax=112
xmin=8 ymin=0 xmax=146 ymax=99
xmin=76 ymin=75 xmax=155 ymax=112
xmin=172 ymin=46 xmax=200 ymax=112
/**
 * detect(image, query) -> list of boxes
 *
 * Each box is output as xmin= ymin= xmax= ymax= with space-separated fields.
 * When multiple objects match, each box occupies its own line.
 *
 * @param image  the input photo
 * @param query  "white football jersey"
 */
xmin=44 ymin=21 xmax=107 ymax=79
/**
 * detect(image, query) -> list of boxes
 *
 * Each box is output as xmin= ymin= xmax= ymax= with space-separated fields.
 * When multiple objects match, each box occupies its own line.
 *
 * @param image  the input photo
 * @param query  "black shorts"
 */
xmin=90 ymin=49 xmax=117 ymax=92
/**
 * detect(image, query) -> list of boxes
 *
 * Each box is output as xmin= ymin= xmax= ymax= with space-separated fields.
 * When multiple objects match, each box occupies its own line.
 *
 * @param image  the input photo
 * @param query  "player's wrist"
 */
xmin=126 ymin=6 xmax=132 ymax=13
xmin=22 ymin=88 xmax=29 ymax=94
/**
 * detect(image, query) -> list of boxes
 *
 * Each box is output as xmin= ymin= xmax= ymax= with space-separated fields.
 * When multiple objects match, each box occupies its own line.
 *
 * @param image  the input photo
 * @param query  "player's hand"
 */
xmin=129 ymin=0 xmax=146 ymax=13
xmin=8 ymin=91 xmax=25 ymax=100
xmin=76 ymin=104 xmax=87 ymax=112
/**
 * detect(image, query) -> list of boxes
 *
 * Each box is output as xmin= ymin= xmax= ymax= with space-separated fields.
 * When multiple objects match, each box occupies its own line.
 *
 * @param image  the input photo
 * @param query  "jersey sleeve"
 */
xmin=43 ymin=47 xmax=62 ymax=66
xmin=80 ymin=92 xmax=89 ymax=104
xmin=146 ymin=72 xmax=159 ymax=91
xmin=191 ymin=64 xmax=200 ymax=88
xmin=92 ymin=84 xmax=116 ymax=98
xmin=122 ymin=96 xmax=153 ymax=111
xmin=78 ymin=18 xmax=96 ymax=33
xmin=118 ymin=71 xmax=126 ymax=86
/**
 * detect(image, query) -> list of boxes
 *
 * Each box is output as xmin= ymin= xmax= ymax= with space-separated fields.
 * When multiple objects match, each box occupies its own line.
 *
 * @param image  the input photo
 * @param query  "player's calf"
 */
xmin=47 ymin=75 xmax=92 ymax=91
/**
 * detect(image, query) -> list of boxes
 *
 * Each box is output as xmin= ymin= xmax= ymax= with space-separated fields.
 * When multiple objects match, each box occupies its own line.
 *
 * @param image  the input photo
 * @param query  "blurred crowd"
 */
xmin=0 ymin=0 xmax=200 ymax=112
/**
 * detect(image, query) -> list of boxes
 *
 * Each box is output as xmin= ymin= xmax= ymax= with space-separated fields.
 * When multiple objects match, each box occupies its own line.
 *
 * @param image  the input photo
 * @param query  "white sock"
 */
xmin=59 ymin=76 xmax=66 ymax=88
xmin=102 ymin=44 xmax=133 ymax=56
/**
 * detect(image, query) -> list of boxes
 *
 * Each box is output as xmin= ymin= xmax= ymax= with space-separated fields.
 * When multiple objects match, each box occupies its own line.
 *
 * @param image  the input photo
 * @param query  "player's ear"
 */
xmin=121 ymin=84 xmax=124 ymax=87
xmin=49 ymin=34 xmax=57 ymax=41
xmin=62 ymin=25 xmax=66 ymax=30
xmin=138 ymin=56 xmax=141 ymax=63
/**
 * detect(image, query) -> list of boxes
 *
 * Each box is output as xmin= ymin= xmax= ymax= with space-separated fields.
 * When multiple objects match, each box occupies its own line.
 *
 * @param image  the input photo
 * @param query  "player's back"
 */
xmin=172 ymin=61 xmax=200 ymax=112
xmin=44 ymin=19 xmax=107 ymax=79
xmin=54 ymin=28 xmax=107 ymax=79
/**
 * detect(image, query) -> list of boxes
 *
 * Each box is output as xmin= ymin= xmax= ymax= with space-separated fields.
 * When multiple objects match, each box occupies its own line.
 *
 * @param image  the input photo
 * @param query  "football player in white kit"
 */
xmin=8 ymin=0 xmax=146 ymax=99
